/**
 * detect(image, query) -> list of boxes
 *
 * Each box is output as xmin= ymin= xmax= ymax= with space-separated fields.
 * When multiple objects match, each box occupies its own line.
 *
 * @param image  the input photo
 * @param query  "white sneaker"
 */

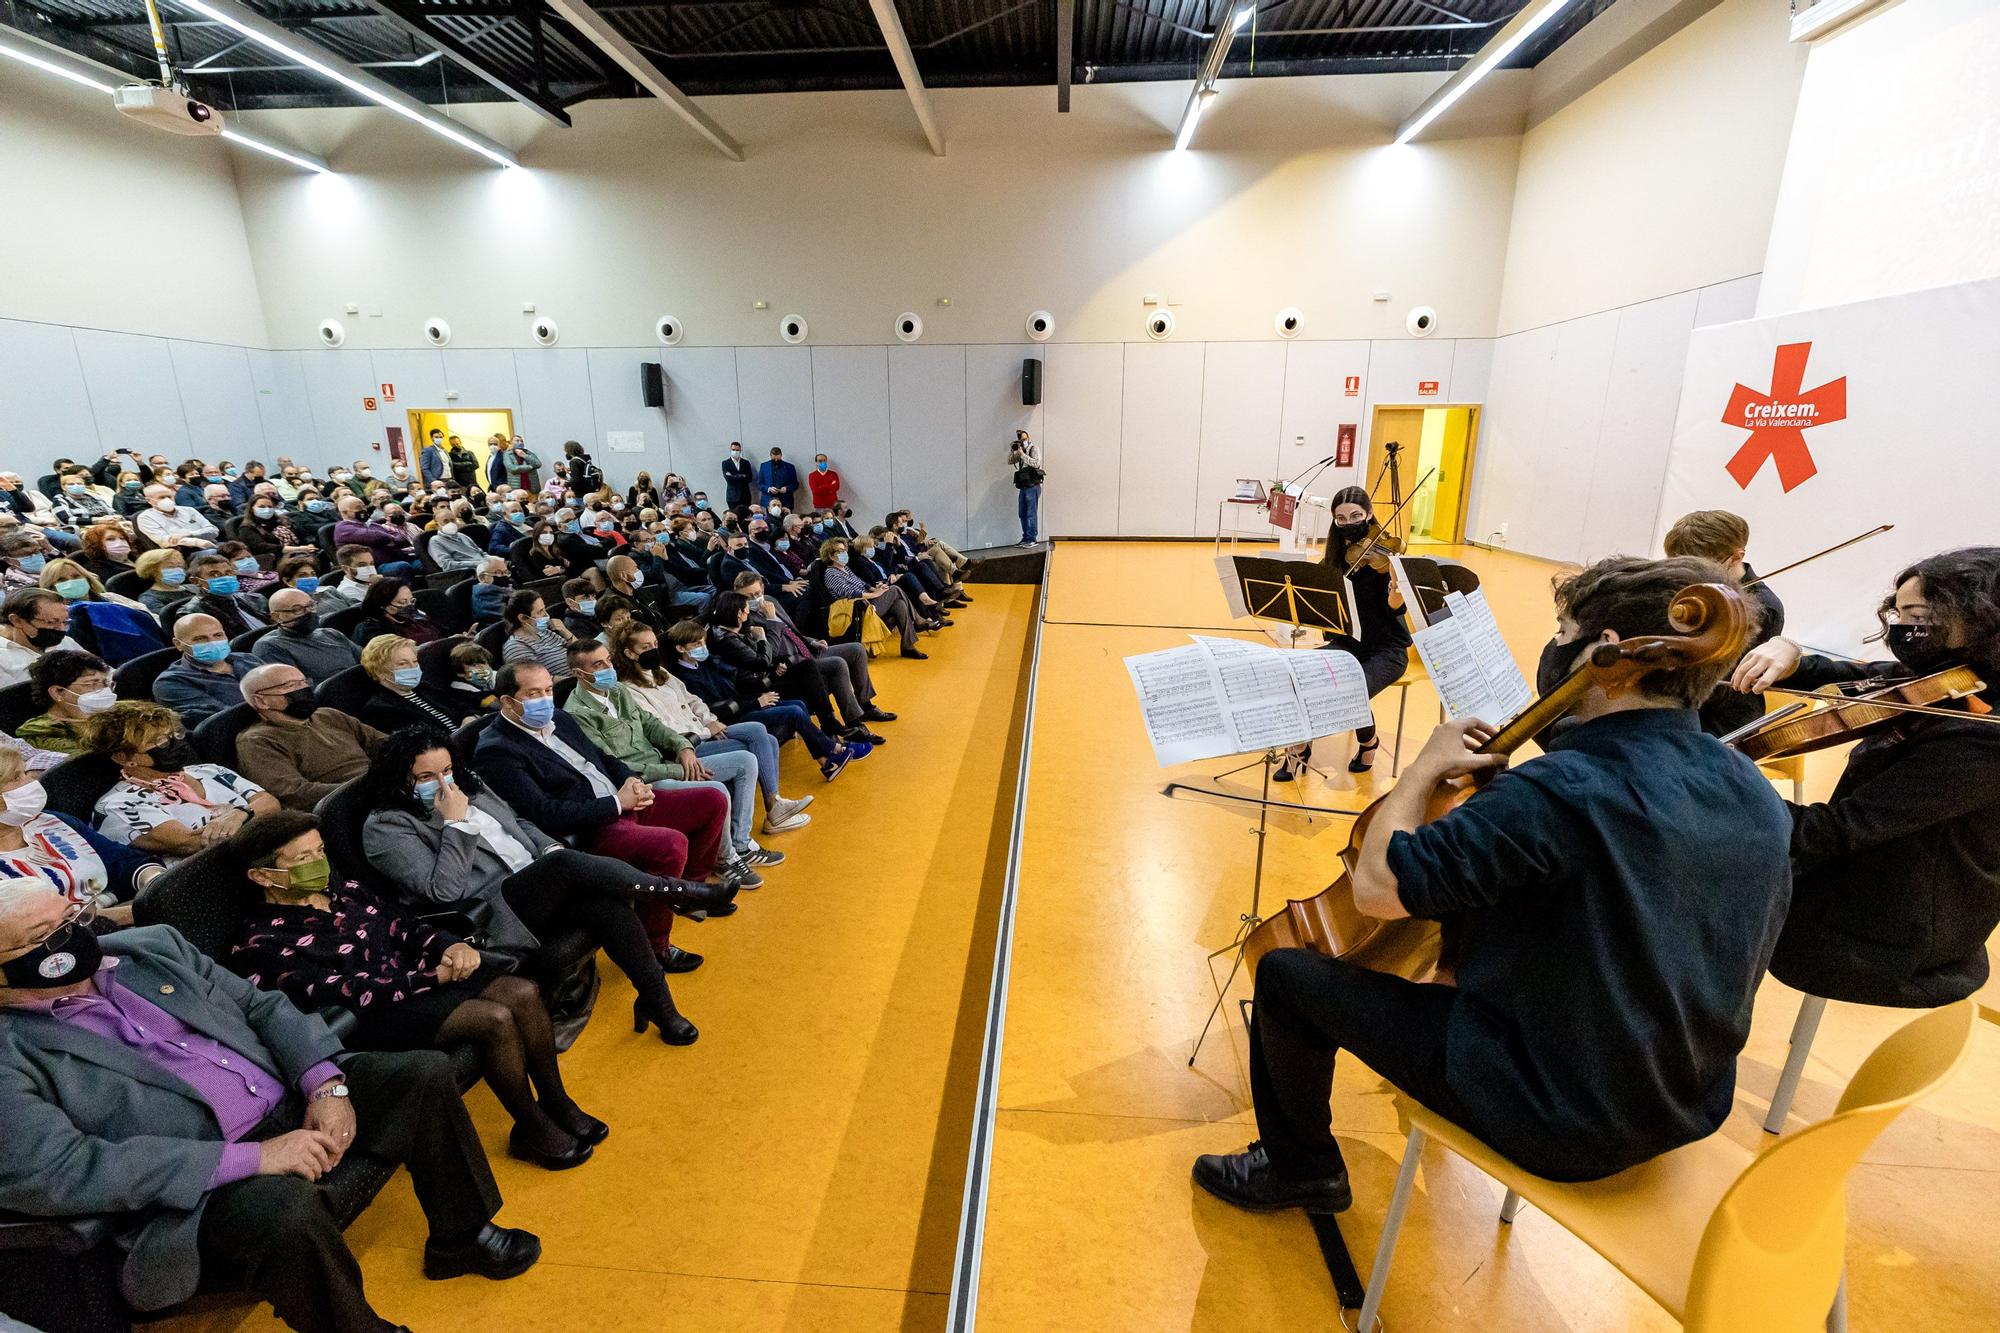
xmin=768 ymin=795 xmax=814 ymax=824
xmin=762 ymin=811 xmax=812 ymax=834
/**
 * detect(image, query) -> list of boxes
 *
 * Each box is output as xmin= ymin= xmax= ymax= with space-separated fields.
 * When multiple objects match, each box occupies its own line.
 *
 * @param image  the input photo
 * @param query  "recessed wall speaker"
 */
xmin=655 ymin=315 xmax=683 ymax=346
xmin=423 ymin=317 xmax=451 ymax=347
xmin=641 ymin=361 xmax=666 ymax=408
xmin=1021 ymin=357 xmax=1043 ymax=406
xmin=1026 ymin=310 xmax=1053 ymax=341
xmin=895 ymin=312 xmax=923 ymax=342
xmin=317 ymin=319 xmax=346 ymax=348
xmin=1275 ymin=307 xmax=1304 ymax=338
xmin=1406 ymin=305 xmax=1437 ymax=337
xmin=780 ymin=314 xmax=808 ymax=344
xmin=1145 ymin=309 xmax=1175 ymax=340
xmin=531 ymin=317 xmax=559 ymax=346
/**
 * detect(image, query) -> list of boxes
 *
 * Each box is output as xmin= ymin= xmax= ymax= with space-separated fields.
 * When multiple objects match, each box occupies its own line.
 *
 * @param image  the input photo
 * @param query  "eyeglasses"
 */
xmin=28 ymin=897 xmax=99 ymax=952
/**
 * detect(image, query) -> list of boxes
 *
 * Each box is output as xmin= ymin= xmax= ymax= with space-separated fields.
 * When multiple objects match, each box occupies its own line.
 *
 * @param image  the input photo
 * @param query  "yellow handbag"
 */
xmin=826 ymin=597 xmax=896 ymax=656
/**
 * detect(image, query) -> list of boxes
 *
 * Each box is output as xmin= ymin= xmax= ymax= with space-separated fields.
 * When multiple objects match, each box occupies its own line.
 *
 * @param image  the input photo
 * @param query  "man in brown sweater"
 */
xmin=235 ymin=663 xmax=384 ymax=810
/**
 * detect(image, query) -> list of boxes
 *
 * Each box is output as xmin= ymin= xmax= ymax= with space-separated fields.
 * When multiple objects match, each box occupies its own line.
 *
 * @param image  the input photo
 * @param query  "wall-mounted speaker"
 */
xmin=423 ymin=317 xmax=451 ymax=347
xmin=894 ymin=312 xmax=923 ymax=342
xmin=1145 ymin=310 xmax=1175 ymax=340
xmin=655 ymin=315 xmax=683 ymax=346
xmin=780 ymin=314 xmax=808 ymax=344
xmin=317 ymin=319 xmax=346 ymax=348
xmin=1274 ymin=307 xmax=1304 ymax=338
xmin=1026 ymin=310 xmax=1053 ymax=341
xmin=641 ymin=361 xmax=666 ymax=409
xmin=1406 ymin=305 xmax=1437 ymax=337
xmin=1021 ymin=357 xmax=1043 ymax=406
xmin=531 ymin=317 xmax=559 ymax=346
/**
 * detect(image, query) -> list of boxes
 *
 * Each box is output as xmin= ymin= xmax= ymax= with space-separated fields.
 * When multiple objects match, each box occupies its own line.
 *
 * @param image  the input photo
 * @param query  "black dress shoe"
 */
xmin=642 ymin=876 xmax=737 ymax=920
xmin=422 ymin=1223 xmax=542 ymax=1281
xmin=1191 ymin=1142 xmax=1351 ymax=1214
xmin=859 ymin=707 xmax=897 ymax=723
xmin=633 ymin=997 xmax=698 ymax=1045
xmin=658 ymin=945 xmax=704 ymax=973
xmin=549 ymin=1104 xmax=610 ymax=1145
xmin=843 ymin=727 xmax=887 ymax=746
xmin=507 ymin=1126 xmax=593 ymax=1171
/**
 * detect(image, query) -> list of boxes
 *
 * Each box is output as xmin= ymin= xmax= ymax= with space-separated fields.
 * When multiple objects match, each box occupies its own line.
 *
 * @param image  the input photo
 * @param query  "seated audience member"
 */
xmin=1663 ymin=508 xmax=1785 ymax=737
xmin=476 ymin=663 xmax=736 ymax=966
xmin=609 ymin=549 xmax=702 ymax=618
xmin=705 ymin=528 xmax=758 ymax=593
xmin=0 ymin=588 xmax=85 ymax=689
xmin=42 ymin=557 xmax=146 ymax=612
xmin=136 ymin=482 xmax=219 ymax=551
xmin=252 ymin=587 xmax=362 ymax=681
xmin=77 ymin=522 xmax=136 ymax=582
xmin=55 ymin=465 xmax=114 ymax=524
xmin=331 ymin=494 xmax=418 ymax=576
xmin=362 ymin=727 xmax=703 ymax=1041
xmin=183 ymin=550 xmax=268 ymax=639
xmin=663 ymin=518 xmax=709 ymax=585
xmin=226 ymin=811 xmax=603 ymax=1168
xmin=891 ymin=510 xmax=971 ymax=589
xmin=155 ymin=614 xmax=258 ymax=725
xmin=316 ymin=544 xmax=379 ymax=612
xmin=43 ymin=558 xmax=169 ymax=664
xmin=0 ymin=879 xmax=542 ymax=1332
xmin=706 ymin=590 xmax=858 ymax=738
xmin=564 ymin=640 xmax=771 ymax=885
xmin=446 ymin=642 xmax=501 ymax=713
xmin=427 ymin=511 xmax=488 ymax=572
xmin=217 ymin=540 xmax=279 ymax=599
xmin=136 ymin=547 xmax=192 ymax=615
xmin=291 ymin=486 xmax=337 ymax=541
xmin=471 ymin=557 xmax=513 ymax=621
xmin=593 ymin=594 xmax=642 ymax=645
xmin=0 ymin=746 xmax=162 ymax=919
xmin=273 ymin=556 xmax=324 ymax=599
xmin=514 ymin=522 xmax=571 ymax=583
xmin=664 ymin=619 xmax=861 ymax=782
xmin=19 ymin=649 xmax=116 ymax=754
xmin=737 ymin=571 xmax=891 ymax=732
xmin=861 ymin=525 xmax=953 ymax=617
xmin=88 ymin=701 xmax=279 ymax=861
xmin=351 ymin=576 xmax=441 ymax=647
xmin=235 ymin=664 xmax=383 ymax=810
xmin=0 ymin=527 xmax=56 ymax=591
xmin=199 ymin=482 xmax=238 ymax=530
xmin=486 ymin=500 xmax=525 ymax=555
xmin=815 ymin=537 xmax=925 ymax=658
xmin=229 ymin=493 xmax=309 ymax=567
xmin=559 ymin=577 xmax=602 ymax=640
xmin=358 ymin=634 xmax=470 ymax=732
xmin=501 ymin=590 xmax=577 ymax=679
xmin=113 ymin=470 xmax=153 ymax=517
xmin=609 ymin=622 xmax=812 ymax=836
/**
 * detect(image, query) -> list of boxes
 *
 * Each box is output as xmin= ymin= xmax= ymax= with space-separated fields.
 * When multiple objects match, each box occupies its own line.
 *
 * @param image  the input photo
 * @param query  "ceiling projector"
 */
xmin=113 ymin=84 xmax=224 ymax=136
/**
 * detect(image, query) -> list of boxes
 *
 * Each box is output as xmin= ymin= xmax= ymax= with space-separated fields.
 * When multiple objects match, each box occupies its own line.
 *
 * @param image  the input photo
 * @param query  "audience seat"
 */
xmin=106 ymin=570 xmax=148 ymax=600
xmin=413 ymin=585 xmax=454 ymax=629
xmin=313 ymin=664 xmax=374 ymax=717
xmin=40 ymin=753 xmax=123 ymax=822
xmin=473 ymin=621 xmax=510 ymax=661
xmin=191 ymin=703 xmax=258 ymax=768
xmin=111 ymin=647 xmax=178 ymax=701
xmin=230 ymin=624 xmax=277 ymax=654
xmin=416 ymin=633 xmax=466 ymax=683
xmin=320 ymin=604 xmax=367 ymax=640
xmin=0 ymin=681 xmax=41 ymax=737
xmin=444 ymin=576 xmax=481 ymax=631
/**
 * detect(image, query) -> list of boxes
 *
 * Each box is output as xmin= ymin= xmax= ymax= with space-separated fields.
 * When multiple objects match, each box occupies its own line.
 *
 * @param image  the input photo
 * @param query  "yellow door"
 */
xmin=406 ymin=410 xmax=514 ymax=489
xmin=1367 ymin=407 xmax=1428 ymax=534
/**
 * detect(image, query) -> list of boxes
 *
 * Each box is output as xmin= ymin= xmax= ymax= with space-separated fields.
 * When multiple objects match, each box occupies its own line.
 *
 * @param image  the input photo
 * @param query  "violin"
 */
xmin=1243 ymin=581 xmax=1753 ymax=980
xmin=1345 ymin=526 xmax=1404 ymax=576
xmin=1730 ymin=665 xmax=1990 ymax=762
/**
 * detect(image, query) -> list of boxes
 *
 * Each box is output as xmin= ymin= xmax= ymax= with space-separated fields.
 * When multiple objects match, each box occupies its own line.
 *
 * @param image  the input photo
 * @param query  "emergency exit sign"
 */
xmin=1418 ymin=381 xmax=1440 ymax=397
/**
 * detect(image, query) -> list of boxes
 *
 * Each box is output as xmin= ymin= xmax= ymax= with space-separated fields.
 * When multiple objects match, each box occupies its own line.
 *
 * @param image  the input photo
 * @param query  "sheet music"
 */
xmin=1195 ymin=636 xmax=1309 ymax=751
xmin=1125 ymin=646 xmax=1233 ymax=766
xmin=1125 ymin=638 xmax=1376 ymax=766
xmin=1282 ymin=649 xmax=1377 ymax=736
xmin=1411 ymin=618 xmax=1504 ymax=725
xmin=1445 ymin=589 xmax=1534 ymax=721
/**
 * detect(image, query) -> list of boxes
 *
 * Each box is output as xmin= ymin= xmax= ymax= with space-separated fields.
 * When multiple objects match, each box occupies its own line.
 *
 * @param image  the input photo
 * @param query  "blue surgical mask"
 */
xmin=563 ymin=521 xmax=581 ymax=534
xmin=590 ymin=667 xmax=617 ymax=689
xmin=533 ymin=614 xmax=550 ymax=631
xmin=233 ymin=557 xmax=259 ymax=575
xmin=835 ymin=552 xmax=850 ymax=566
xmin=816 ymin=462 xmax=828 ymax=472
xmin=414 ymin=770 xmax=455 ymax=806
xmin=253 ymin=506 xmax=275 ymax=520
xmin=54 ymin=577 xmax=90 ymax=601
xmin=629 ymin=571 xmax=645 ymax=588
xmin=295 ymin=576 xmax=320 ymax=594
xmin=695 ymin=499 xmax=709 ymax=510
xmin=64 ymin=484 xmax=87 ymax=496
xmin=190 ymin=640 xmax=230 ymax=665
xmin=306 ymin=499 xmax=333 ymax=513
xmin=161 ymin=567 xmax=187 ymax=586
xmin=206 ymin=575 xmax=240 ymax=596
xmin=776 ymin=538 xmax=791 ymax=551
xmin=519 ymin=696 xmax=556 ymax=728
xmin=392 ymin=666 xmax=423 ymax=688
xmin=17 ymin=554 xmax=45 ymax=574
xmin=686 ymin=644 xmax=710 ymax=663
xmin=577 ymin=599 xmax=597 ymax=616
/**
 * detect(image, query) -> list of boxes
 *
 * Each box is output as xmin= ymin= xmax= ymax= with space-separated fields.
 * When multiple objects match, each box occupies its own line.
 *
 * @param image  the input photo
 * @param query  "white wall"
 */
xmin=1494 ymin=0 xmax=1806 ymax=336
xmin=1759 ymin=0 xmax=2000 ymax=316
xmin=0 ymin=71 xmax=268 ymax=348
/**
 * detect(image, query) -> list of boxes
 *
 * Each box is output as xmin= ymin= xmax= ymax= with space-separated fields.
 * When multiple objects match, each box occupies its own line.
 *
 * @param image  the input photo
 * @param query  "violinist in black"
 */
xmin=1731 ymin=545 xmax=2000 ymax=1006
xmin=1287 ymin=486 xmax=1413 ymax=777
xmin=1663 ymin=508 xmax=1786 ymax=737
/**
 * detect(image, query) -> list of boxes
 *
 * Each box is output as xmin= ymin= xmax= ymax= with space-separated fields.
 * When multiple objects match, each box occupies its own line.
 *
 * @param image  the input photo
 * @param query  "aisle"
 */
xmin=159 ymin=584 xmax=1037 ymax=1333
xmin=974 ymin=541 xmax=2000 ymax=1332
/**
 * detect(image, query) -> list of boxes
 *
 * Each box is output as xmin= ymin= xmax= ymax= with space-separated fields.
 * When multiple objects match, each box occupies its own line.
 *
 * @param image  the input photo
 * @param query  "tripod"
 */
xmin=1187 ymin=747 xmax=1282 ymax=1067
xmin=1369 ymin=440 xmax=1406 ymax=548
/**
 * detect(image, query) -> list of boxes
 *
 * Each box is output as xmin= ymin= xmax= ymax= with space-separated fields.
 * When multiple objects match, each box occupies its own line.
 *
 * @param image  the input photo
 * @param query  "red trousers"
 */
xmin=581 ymin=785 xmax=728 ymax=951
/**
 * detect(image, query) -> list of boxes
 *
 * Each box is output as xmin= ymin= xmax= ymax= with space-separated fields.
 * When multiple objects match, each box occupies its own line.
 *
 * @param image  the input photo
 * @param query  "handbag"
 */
xmin=826 ymin=597 xmax=896 ymax=656
xmin=1013 ymin=464 xmax=1045 ymax=490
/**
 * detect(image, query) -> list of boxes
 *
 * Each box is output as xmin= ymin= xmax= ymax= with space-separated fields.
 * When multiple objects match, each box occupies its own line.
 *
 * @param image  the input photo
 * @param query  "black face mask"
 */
xmin=637 ymin=648 xmax=664 ymax=672
xmin=283 ymin=612 xmax=320 ymax=637
xmin=1333 ymin=521 xmax=1372 ymax=543
xmin=25 ymin=627 xmax=67 ymax=650
xmin=281 ymin=692 xmax=320 ymax=720
xmin=1535 ymin=635 xmax=1583 ymax=696
xmin=1886 ymin=623 xmax=1956 ymax=676
xmin=146 ymin=736 xmax=199 ymax=773
xmin=1 ymin=921 xmax=103 ymax=991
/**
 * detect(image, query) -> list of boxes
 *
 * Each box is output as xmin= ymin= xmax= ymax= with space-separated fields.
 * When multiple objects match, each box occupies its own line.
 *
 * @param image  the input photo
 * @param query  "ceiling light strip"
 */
xmin=170 ymin=0 xmax=519 ymax=167
xmin=1394 ymin=0 xmax=1584 ymax=144
xmin=220 ymin=127 xmax=331 ymax=173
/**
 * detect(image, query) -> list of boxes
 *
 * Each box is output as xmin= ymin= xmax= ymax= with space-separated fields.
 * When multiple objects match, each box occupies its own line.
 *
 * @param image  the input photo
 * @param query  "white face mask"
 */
xmin=153 ymin=498 xmax=176 ymax=513
xmin=351 ymin=566 xmax=378 ymax=583
xmin=73 ymin=687 xmax=117 ymax=716
xmin=0 ymin=781 xmax=48 ymax=827
xmin=440 ymin=522 xmax=459 ymax=536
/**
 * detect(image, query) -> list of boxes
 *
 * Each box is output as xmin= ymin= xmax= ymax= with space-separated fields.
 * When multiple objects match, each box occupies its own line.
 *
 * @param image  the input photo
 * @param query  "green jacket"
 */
xmin=564 ymin=680 xmax=695 ymax=783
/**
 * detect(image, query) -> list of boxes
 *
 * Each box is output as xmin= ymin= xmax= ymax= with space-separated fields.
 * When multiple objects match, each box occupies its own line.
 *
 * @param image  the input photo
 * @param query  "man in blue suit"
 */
xmin=419 ymin=429 xmax=448 ymax=486
xmin=754 ymin=448 xmax=799 ymax=511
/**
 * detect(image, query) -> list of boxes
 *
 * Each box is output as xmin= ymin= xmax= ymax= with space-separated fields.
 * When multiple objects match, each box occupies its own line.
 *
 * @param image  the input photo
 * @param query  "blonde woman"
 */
xmin=135 ymin=548 xmax=190 ymax=616
xmin=357 ymin=634 xmax=467 ymax=731
xmin=87 ymin=701 xmax=278 ymax=862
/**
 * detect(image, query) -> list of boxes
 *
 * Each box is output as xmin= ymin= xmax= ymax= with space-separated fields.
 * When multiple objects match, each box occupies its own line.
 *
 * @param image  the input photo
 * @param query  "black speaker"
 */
xmin=640 ymin=362 xmax=666 ymax=409
xmin=1021 ymin=357 xmax=1043 ymax=407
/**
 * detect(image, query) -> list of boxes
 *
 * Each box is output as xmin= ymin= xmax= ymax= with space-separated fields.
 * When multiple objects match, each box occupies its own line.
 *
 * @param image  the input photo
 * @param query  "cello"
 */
xmin=1242 ymin=581 xmax=1754 ymax=980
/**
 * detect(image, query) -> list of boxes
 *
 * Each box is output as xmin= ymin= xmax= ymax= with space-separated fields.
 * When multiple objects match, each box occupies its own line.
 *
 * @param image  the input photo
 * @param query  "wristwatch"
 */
xmin=308 ymin=1081 xmax=350 ymax=1104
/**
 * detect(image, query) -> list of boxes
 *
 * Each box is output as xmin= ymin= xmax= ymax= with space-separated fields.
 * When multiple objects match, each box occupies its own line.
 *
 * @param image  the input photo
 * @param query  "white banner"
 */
xmin=1657 ymin=275 xmax=2000 ymax=659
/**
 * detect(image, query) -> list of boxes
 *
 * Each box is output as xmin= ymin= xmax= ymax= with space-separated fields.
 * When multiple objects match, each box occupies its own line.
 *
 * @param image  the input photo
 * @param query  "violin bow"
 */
xmin=1740 ymin=524 xmax=1894 ymax=590
xmin=1761 ymin=686 xmax=2000 ymax=728
xmin=1352 ymin=467 xmax=1436 ymax=567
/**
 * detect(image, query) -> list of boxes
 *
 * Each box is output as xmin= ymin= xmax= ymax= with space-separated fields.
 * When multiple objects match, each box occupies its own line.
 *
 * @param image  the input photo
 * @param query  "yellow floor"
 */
xmin=148 ymin=584 xmax=1038 ymax=1333
xmin=977 ymin=541 xmax=2000 ymax=1332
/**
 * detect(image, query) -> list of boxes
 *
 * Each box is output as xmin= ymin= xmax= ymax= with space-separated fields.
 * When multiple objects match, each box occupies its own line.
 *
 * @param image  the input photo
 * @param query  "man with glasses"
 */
xmin=0 ymin=880 xmax=542 ymax=1330
xmin=251 ymin=588 xmax=362 ymax=683
xmin=234 ymin=664 xmax=384 ymax=811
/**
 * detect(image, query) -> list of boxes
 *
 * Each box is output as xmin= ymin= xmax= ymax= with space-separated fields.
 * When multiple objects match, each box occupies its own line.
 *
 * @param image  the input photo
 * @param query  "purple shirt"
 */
xmin=331 ymin=519 xmax=413 ymax=560
xmin=23 ymin=959 xmax=342 ymax=1188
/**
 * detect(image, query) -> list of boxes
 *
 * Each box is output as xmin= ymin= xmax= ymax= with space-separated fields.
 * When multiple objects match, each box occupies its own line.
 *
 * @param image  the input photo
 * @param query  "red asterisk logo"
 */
xmin=1722 ymin=342 xmax=1846 ymax=493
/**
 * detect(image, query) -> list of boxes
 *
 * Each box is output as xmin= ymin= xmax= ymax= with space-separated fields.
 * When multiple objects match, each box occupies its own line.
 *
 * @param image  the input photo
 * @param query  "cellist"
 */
xmin=1729 ymin=545 xmax=2000 ymax=1006
xmin=1193 ymin=557 xmax=1793 ymax=1214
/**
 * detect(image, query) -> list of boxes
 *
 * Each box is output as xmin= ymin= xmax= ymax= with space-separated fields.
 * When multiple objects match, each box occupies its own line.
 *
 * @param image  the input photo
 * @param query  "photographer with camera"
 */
xmin=1009 ymin=431 xmax=1043 ymax=547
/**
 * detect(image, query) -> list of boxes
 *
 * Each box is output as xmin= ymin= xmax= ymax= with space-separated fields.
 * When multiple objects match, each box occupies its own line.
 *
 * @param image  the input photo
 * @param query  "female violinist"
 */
xmin=1275 ymin=487 xmax=1410 ymax=779
xmin=1193 ymin=555 xmax=1792 ymax=1212
xmin=1729 ymin=545 xmax=2000 ymax=1006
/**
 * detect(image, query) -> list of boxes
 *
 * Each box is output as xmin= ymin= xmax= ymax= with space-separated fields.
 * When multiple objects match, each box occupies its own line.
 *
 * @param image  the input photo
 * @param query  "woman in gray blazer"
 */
xmin=359 ymin=726 xmax=701 ymax=1045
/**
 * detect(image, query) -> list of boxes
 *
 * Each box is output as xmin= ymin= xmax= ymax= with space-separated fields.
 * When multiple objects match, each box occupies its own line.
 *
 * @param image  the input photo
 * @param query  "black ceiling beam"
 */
xmin=348 ymin=0 xmax=572 ymax=123
xmin=1055 ymin=0 xmax=1072 ymax=110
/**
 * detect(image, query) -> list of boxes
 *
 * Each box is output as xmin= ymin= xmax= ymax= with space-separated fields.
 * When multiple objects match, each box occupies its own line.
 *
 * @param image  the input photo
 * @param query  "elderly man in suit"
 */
xmin=0 ymin=882 xmax=539 ymax=1333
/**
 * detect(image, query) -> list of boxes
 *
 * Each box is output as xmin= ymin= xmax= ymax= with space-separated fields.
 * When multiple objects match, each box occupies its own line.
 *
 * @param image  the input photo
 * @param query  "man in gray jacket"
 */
xmin=0 ymin=883 xmax=540 ymax=1331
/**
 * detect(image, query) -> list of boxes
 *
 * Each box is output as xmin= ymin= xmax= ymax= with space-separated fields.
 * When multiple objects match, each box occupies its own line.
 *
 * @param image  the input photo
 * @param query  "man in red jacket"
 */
xmin=805 ymin=453 xmax=841 ymax=510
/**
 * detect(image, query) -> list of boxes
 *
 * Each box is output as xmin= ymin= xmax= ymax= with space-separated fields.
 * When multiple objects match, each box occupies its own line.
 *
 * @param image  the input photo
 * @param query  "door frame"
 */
xmin=1368 ymin=402 xmax=1482 ymax=544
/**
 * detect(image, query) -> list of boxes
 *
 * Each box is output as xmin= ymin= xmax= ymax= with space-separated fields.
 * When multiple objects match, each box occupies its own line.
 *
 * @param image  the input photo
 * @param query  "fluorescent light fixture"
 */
xmin=1229 ymin=2 xmax=1254 ymax=32
xmin=173 ymin=0 xmax=518 ymax=167
xmin=0 ymin=27 xmax=116 ymax=92
xmin=1394 ymin=0 xmax=1583 ymax=145
xmin=1174 ymin=86 xmax=1218 ymax=152
xmin=221 ymin=128 xmax=331 ymax=173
